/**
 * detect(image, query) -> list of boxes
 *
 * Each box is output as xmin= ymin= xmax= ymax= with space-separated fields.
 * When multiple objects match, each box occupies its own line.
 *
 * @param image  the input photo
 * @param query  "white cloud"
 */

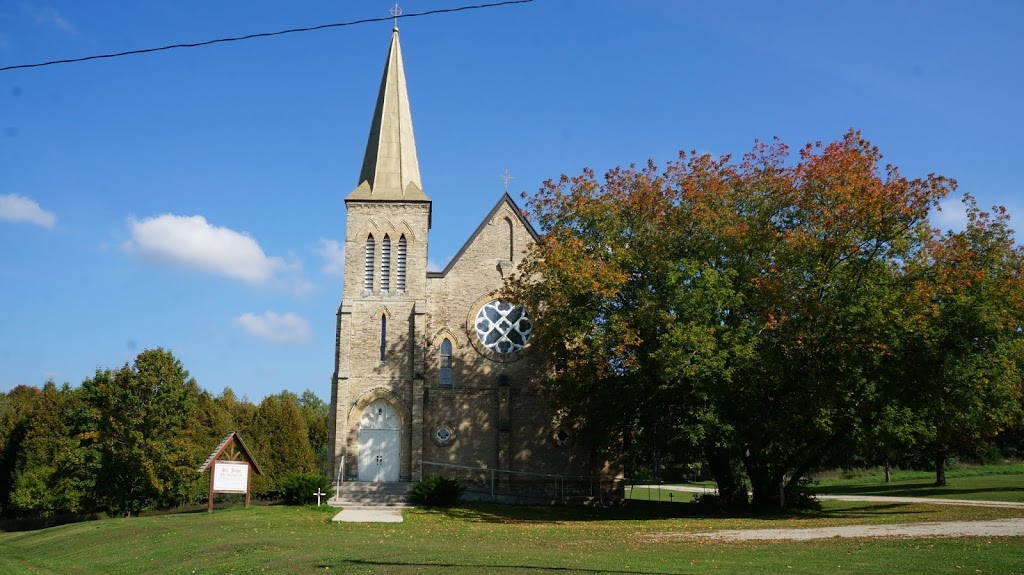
xmin=22 ymin=3 xmax=75 ymax=32
xmin=427 ymin=258 xmax=443 ymax=273
xmin=123 ymin=214 xmax=288 ymax=283
xmin=234 ymin=311 xmax=311 ymax=344
xmin=0 ymin=194 xmax=56 ymax=228
xmin=317 ymin=238 xmax=345 ymax=276
xmin=933 ymin=197 xmax=968 ymax=232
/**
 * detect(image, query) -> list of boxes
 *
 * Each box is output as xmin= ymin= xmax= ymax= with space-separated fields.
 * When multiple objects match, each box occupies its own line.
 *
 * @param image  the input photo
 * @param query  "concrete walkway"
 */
xmin=332 ymin=505 xmax=407 ymax=523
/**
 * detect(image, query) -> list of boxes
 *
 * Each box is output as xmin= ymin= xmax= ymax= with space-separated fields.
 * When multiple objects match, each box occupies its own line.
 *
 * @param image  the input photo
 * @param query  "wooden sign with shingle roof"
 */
xmin=197 ymin=431 xmax=262 ymax=512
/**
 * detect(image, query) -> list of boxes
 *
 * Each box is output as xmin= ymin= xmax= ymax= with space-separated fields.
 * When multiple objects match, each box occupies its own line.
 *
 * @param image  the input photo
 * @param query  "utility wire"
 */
xmin=0 ymin=0 xmax=533 ymax=73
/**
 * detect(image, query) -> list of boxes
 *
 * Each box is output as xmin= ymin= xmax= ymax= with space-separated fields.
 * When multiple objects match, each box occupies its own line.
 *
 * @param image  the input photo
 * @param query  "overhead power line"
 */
xmin=0 ymin=0 xmax=533 ymax=73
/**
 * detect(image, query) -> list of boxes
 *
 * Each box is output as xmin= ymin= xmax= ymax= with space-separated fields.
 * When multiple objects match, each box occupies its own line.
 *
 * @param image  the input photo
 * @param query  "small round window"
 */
xmin=475 ymin=300 xmax=533 ymax=354
xmin=552 ymin=427 xmax=572 ymax=448
xmin=432 ymin=422 xmax=456 ymax=447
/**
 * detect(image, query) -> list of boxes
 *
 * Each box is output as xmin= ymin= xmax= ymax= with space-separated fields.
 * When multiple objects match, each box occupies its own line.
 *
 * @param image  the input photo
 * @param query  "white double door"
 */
xmin=357 ymin=400 xmax=400 ymax=482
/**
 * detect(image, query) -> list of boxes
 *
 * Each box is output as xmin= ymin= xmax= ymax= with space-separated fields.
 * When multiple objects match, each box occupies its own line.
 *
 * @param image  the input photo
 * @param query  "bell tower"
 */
xmin=330 ymin=27 xmax=431 ymax=482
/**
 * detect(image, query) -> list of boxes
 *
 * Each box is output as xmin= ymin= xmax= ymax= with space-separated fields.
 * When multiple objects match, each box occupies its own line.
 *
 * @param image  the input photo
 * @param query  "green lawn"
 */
xmin=630 ymin=464 xmax=1024 ymax=504
xmin=812 ymin=464 xmax=1024 ymax=502
xmin=1 ymin=501 xmax=1023 ymax=575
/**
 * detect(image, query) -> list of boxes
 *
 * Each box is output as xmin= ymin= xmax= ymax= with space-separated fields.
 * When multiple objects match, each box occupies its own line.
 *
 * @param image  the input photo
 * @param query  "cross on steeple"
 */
xmin=390 ymin=3 xmax=403 ymax=29
xmin=500 ymin=169 xmax=513 ymax=193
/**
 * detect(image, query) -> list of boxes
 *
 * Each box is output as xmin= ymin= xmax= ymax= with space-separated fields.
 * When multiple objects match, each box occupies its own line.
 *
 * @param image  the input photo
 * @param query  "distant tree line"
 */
xmin=507 ymin=130 xmax=1024 ymax=508
xmin=0 ymin=348 xmax=331 ymax=519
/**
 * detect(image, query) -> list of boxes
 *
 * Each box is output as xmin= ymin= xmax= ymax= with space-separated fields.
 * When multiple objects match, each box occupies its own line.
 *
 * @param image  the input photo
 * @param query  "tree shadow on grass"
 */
xmin=0 ymin=512 xmax=102 ymax=533
xmin=323 ymin=559 xmax=693 ymax=575
xmin=409 ymin=500 xmax=929 ymax=524
xmin=814 ymin=502 xmax=931 ymax=519
xmin=817 ymin=482 xmax=1024 ymax=500
xmin=412 ymin=501 xmax=690 ymax=524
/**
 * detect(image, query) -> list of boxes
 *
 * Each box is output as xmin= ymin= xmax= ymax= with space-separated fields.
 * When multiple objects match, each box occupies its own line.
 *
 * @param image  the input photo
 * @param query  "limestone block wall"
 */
xmin=417 ymin=197 xmax=597 ymax=478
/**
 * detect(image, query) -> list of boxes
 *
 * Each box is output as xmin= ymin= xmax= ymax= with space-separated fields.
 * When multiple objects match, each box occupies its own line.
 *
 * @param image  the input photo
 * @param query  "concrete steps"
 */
xmin=331 ymin=482 xmax=413 ymax=508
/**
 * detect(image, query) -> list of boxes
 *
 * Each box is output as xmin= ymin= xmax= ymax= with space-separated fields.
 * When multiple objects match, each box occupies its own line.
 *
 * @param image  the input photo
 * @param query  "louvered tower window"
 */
xmin=381 ymin=235 xmax=391 ymax=291
xmin=364 ymin=234 xmax=375 ymax=291
xmin=397 ymin=235 xmax=407 ymax=292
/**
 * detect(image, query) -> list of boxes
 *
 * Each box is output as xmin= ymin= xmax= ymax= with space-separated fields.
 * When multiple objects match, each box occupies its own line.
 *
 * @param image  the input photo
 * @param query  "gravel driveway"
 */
xmin=654 ymin=518 xmax=1024 ymax=541
xmin=640 ymin=485 xmax=1024 ymax=540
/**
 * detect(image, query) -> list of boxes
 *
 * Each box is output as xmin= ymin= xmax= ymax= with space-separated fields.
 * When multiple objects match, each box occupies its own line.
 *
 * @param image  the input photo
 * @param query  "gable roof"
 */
xmin=428 ymin=192 xmax=539 ymax=279
xmin=197 ymin=430 xmax=263 ymax=475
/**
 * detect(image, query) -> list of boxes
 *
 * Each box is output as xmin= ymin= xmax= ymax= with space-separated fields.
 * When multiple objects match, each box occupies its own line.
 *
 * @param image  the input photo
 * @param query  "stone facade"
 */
xmin=328 ymin=29 xmax=599 ymax=485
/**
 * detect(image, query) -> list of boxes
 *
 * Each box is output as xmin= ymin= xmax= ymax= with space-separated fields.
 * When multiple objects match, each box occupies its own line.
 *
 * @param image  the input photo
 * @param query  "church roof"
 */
xmin=428 ymin=192 xmax=539 ymax=278
xmin=347 ymin=28 xmax=430 ymax=203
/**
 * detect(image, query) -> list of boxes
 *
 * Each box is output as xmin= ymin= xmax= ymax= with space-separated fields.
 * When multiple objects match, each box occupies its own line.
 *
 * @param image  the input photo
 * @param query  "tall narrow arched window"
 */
xmin=397 ymin=235 xmax=407 ymax=292
xmin=364 ymin=234 xmax=375 ymax=291
xmin=381 ymin=235 xmax=391 ymax=292
xmin=505 ymin=217 xmax=514 ymax=260
xmin=439 ymin=338 xmax=453 ymax=386
xmin=379 ymin=315 xmax=387 ymax=363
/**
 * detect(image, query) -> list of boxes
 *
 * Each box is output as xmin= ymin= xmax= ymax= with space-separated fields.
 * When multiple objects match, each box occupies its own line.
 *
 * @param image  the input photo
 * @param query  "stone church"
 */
xmin=328 ymin=28 xmax=604 ymax=488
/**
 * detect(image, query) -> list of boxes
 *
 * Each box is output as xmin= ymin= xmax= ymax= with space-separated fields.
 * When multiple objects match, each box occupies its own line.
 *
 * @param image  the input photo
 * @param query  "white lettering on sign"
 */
xmin=212 ymin=461 xmax=249 ymax=493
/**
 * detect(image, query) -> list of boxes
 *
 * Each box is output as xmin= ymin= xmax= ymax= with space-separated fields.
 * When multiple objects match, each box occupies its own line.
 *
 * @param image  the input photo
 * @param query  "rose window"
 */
xmin=474 ymin=300 xmax=533 ymax=354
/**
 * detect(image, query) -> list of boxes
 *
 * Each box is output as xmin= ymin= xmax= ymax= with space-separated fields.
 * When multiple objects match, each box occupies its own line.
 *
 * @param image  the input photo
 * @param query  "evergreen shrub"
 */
xmin=281 ymin=472 xmax=332 ymax=505
xmin=409 ymin=475 xmax=464 ymax=506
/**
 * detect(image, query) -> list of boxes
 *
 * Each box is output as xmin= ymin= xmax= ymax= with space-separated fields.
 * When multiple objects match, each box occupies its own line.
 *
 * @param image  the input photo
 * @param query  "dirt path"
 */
xmin=639 ymin=485 xmax=1024 ymax=540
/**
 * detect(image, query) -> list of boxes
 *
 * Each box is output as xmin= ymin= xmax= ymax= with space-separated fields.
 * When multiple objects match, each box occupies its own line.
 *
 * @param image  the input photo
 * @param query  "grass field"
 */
xmin=812 ymin=464 xmax=1024 ymax=502
xmin=629 ymin=464 xmax=1024 ymax=504
xmin=2 ymin=499 xmax=1024 ymax=575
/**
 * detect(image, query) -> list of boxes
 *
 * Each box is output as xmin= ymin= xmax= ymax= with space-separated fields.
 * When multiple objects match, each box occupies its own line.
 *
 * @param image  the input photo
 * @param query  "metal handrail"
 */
xmin=419 ymin=460 xmax=625 ymax=504
xmin=335 ymin=456 xmax=345 ymax=495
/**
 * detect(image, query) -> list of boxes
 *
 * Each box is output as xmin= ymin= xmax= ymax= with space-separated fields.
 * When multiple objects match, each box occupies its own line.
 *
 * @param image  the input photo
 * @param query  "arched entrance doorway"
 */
xmin=357 ymin=399 xmax=400 ymax=482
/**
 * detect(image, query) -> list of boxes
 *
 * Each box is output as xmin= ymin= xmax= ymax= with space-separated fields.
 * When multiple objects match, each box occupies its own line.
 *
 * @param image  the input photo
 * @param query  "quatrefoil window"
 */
xmin=474 ymin=300 xmax=533 ymax=354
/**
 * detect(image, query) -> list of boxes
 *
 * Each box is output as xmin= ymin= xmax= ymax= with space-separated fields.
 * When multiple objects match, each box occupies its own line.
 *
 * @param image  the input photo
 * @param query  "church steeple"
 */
xmin=348 ymin=28 xmax=429 ymax=202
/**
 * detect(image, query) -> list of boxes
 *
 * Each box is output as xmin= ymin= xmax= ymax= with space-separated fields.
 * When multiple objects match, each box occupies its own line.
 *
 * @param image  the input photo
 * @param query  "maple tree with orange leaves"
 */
xmin=508 ymin=130 xmax=1024 ymax=507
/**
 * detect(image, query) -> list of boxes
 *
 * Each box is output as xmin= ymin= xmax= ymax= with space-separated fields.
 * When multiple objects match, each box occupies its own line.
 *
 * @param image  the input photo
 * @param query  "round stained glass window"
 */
xmin=432 ymin=422 xmax=456 ymax=447
xmin=475 ymin=300 xmax=533 ymax=354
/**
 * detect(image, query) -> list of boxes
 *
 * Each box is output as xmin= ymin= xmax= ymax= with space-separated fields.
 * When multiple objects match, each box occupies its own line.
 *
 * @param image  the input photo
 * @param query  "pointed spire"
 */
xmin=348 ymin=28 xmax=429 ymax=202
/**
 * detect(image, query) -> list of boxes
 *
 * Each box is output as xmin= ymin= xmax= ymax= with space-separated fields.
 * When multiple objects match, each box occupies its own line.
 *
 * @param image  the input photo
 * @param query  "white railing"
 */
xmin=419 ymin=460 xmax=624 ymax=505
xmin=335 ymin=456 xmax=346 ymax=495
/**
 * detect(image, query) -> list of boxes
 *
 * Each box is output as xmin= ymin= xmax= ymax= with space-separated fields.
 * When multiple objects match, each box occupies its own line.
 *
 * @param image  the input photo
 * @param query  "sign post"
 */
xmin=198 ymin=431 xmax=263 ymax=512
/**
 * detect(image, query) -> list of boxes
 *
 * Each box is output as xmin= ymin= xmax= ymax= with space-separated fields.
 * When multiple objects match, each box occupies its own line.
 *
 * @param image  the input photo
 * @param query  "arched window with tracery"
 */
xmin=439 ymin=338 xmax=453 ymax=386
xmin=364 ymin=234 xmax=375 ymax=291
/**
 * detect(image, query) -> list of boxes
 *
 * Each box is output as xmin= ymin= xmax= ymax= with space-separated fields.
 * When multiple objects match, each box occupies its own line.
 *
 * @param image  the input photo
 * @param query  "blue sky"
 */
xmin=1 ymin=0 xmax=1022 ymax=402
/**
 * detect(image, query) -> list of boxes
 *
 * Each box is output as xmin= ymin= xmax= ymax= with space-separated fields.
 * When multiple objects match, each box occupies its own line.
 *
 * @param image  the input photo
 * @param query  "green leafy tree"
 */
xmin=83 ymin=348 xmax=202 ymax=516
xmin=297 ymin=390 xmax=331 ymax=477
xmin=215 ymin=387 xmax=257 ymax=438
xmin=249 ymin=391 xmax=316 ymax=497
xmin=0 ymin=386 xmax=42 ymax=516
xmin=903 ymin=197 xmax=1024 ymax=485
xmin=509 ymin=131 xmax=954 ymax=507
xmin=8 ymin=382 xmax=99 ymax=518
